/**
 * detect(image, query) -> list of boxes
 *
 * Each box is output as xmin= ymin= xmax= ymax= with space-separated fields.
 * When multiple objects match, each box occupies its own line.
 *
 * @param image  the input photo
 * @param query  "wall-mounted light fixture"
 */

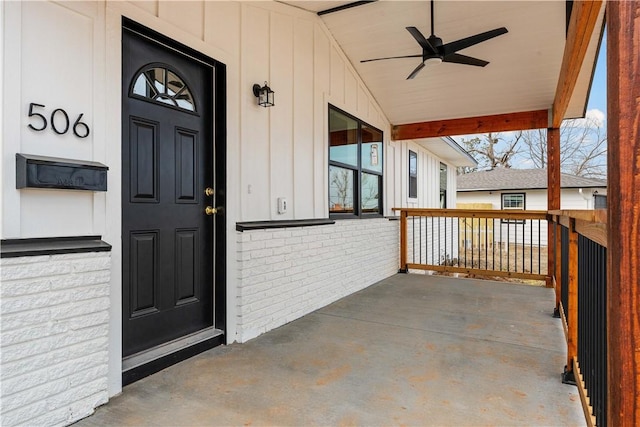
xmin=252 ymin=82 xmax=275 ymax=107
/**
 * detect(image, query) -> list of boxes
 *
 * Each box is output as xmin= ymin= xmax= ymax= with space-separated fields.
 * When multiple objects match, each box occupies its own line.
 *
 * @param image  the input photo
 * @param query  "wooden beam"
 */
xmin=552 ymin=0 xmax=603 ymax=127
xmin=391 ymin=110 xmax=549 ymax=140
xmin=607 ymin=2 xmax=640 ymax=426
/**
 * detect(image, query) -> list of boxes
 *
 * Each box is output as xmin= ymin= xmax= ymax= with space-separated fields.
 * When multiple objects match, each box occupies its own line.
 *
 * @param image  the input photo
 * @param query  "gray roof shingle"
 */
xmin=457 ymin=168 xmax=607 ymax=191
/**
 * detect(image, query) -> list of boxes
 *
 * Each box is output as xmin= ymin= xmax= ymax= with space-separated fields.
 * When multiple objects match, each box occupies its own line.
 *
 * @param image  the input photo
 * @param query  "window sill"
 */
xmin=330 ymin=213 xmax=385 ymax=220
xmin=236 ymin=218 xmax=335 ymax=232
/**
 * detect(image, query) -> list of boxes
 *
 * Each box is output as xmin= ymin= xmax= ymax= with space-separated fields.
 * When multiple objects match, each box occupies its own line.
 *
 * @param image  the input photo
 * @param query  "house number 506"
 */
xmin=27 ymin=103 xmax=90 ymax=138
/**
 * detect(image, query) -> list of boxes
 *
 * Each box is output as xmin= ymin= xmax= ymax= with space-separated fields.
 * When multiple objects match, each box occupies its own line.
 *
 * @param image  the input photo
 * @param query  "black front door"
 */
xmin=122 ymin=26 xmax=215 ymax=357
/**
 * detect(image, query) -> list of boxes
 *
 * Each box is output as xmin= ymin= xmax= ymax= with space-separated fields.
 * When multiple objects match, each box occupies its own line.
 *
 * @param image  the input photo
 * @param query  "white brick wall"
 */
xmin=236 ymin=218 xmax=399 ymax=342
xmin=1 ymin=251 xmax=111 ymax=427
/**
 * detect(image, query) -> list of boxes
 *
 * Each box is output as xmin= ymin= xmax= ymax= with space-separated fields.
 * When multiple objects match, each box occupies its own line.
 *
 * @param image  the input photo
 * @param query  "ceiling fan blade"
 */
xmin=406 ymin=27 xmax=437 ymax=55
xmin=443 ymin=53 xmax=489 ymax=67
xmin=442 ymin=27 xmax=508 ymax=56
xmin=406 ymin=62 xmax=426 ymax=80
xmin=361 ymin=54 xmax=422 ymax=63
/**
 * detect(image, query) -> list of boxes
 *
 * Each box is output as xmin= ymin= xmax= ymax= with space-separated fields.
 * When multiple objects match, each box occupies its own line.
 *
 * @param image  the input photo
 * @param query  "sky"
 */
xmin=586 ymin=31 xmax=606 ymax=115
xmin=455 ymin=30 xmax=607 ymax=171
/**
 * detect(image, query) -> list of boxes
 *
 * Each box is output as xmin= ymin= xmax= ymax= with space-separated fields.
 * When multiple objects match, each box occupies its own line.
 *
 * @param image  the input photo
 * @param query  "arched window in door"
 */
xmin=131 ymin=65 xmax=196 ymax=112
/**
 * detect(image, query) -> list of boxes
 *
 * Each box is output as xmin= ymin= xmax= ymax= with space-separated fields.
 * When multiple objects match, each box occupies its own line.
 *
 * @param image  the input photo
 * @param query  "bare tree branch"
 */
xmin=458 ymin=132 xmax=522 ymax=173
xmin=460 ymin=112 xmax=607 ymax=178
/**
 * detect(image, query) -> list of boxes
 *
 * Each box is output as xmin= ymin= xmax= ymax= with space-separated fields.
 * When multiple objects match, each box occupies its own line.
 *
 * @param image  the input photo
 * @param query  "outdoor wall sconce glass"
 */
xmin=252 ymin=82 xmax=275 ymax=107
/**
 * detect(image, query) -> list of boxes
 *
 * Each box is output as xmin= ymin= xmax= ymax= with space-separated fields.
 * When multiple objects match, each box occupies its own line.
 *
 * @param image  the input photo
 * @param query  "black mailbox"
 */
xmin=16 ymin=153 xmax=108 ymax=191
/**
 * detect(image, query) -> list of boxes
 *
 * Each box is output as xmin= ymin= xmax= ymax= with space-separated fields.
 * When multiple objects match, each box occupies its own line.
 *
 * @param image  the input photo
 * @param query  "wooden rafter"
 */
xmin=552 ymin=0 xmax=604 ymax=128
xmin=391 ymin=109 xmax=548 ymax=140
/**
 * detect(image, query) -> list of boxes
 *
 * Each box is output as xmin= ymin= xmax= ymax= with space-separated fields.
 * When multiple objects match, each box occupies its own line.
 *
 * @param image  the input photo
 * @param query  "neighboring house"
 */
xmin=457 ymin=168 xmax=606 ymax=245
xmin=457 ymin=168 xmax=607 ymax=210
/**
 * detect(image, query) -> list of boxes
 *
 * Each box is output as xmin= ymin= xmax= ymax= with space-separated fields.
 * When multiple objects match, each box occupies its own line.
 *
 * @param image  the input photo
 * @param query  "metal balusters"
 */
xmin=577 ymin=235 xmax=607 ymax=427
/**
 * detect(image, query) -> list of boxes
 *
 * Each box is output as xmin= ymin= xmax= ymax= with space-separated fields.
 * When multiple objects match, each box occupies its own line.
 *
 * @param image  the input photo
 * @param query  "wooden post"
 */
xmin=547 ymin=127 xmax=561 ymax=292
xmin=399 ymin=210 xmax=408 ymax=273
xmin=553 ymin=215 xmax=563 ymax=318
xmin=546 ymin=221 xmax=556 ymax=291
xmin=563 ymin=218 xmax=578 ymax=382
xmin=607 ymin=2 xmax=640 ymax=425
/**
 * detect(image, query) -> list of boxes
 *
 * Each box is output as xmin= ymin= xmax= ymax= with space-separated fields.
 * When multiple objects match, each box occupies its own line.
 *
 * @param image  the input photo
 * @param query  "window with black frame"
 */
xmin=439 ymin=163 xmax=447 ymax=208
xmin=328 ymin=106 xmax=383 ymax=217
xmin=409 ymin=150 xmax=418 ymax=199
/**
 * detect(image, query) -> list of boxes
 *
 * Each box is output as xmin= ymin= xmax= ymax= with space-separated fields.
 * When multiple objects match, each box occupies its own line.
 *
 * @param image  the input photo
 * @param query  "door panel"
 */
xmin=129 ymin=118 xmax=159 ymax=202
xmin=175 ymin=129 xmax=198 ymax=203
xmin=122 ymin=27 xmax=214 ymax=357
xmin=130 ymin=232 xmax=158 ymax=316
xmin=175 ymin=229 xmax=198 ymax=304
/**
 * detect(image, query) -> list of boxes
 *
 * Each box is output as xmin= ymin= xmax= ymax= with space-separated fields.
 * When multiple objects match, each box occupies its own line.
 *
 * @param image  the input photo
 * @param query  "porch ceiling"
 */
xmin=282 ymin=1 xmax=604 ymax=128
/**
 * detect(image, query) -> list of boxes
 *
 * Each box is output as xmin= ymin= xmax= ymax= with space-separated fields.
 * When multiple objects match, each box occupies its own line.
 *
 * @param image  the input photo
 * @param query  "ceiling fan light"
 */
xmin=425 ymin=57 xmax=443 ymax=66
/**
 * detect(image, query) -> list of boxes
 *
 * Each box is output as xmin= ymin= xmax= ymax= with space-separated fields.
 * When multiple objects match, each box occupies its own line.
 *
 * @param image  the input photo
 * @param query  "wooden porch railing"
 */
xmin=549 ymin=210 xmax=607 ymax=427
xmin=393 ymin=208 xmax=549 ymax=281
xmin=394 ymin=208 xmax=608 ymax=427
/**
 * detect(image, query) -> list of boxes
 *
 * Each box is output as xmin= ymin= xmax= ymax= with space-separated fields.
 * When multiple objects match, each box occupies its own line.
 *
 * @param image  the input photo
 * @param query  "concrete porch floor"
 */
xmin=76 ymin=274 xmax=584 ymax=426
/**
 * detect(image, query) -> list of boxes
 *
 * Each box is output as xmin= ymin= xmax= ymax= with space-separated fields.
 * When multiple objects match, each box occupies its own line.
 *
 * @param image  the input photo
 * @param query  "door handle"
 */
xmin=205 ymin=206 xmax=217 ymax=216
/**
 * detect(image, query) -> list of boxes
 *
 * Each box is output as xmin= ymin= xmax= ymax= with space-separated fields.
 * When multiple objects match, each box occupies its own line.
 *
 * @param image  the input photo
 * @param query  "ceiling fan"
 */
xmin=360 ymin=0 xmax=508 ymax=79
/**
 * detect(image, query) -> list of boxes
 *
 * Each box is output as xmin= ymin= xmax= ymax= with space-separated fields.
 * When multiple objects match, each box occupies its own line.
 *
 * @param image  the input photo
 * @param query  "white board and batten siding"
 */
xmin=392 ymin=140 xmax=460 ymax=267
xmin=1 ymin=2 xmax=460 ymax=425
xmin=390 ymin=139 xmax=458 ymax=210
xmin=238 ymin=2 xmax=392 ymax=221
xmin=2 ymin=1 xmax=107 ymax=239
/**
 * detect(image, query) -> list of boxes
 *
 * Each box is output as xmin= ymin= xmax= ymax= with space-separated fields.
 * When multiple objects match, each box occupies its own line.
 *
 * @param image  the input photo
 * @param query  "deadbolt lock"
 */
xmin=204 ymin=187 xmax=214 ymax=197
xmin=205 ymin=206 xmax=217 ymax=216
